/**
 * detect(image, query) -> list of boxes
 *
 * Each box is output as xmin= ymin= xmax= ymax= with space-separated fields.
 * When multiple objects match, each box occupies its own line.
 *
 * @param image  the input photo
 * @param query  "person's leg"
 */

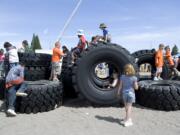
xmin=17 ymin=82 xmax=27 ymax=93
xmin=124 ymin=91 xmax=135 ymax=127
xmin=158 ymin=67 xmax=163 ymax=80
xmin=53 ymin=62 xmax=60 ymax=81
xmin=124 ymin=102 xmax=128 ymax=121
xmin=16 ymin=83 xmax=28 ymax=97
xmin=7 ymin=86 xmax=17 ymax=110
xmin=123 ymin=93 xmax=128 ymax=121
xmin=126 ymin=103 xmax=133 ymax=120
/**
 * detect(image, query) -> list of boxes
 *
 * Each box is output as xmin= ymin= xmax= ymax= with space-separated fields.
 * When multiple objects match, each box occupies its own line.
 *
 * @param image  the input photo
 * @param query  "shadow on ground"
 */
xmin=63 ymin=97 xmax=124 ymax=108
xmin=95 ymin=115 xmax=124 ymax=126
xmin=0 ymin=100 xmax=6 ymax=113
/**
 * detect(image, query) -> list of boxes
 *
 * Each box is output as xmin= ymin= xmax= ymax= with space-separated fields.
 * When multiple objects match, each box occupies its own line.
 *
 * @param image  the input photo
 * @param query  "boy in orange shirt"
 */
xmin=50 ymin=41 xmax=64 ymax=81
xmin=165 ymin=46 xmax=180 ymax=76
xmin=165 ymin=46 xmax=174 ymax=67
xmin=154 ymin=44 xmax=164 ymax=80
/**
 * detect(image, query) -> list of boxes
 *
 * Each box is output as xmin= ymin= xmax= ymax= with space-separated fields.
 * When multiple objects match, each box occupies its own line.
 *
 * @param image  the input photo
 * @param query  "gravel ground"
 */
xmin=0 ymin=98 xmax=180 ymax=135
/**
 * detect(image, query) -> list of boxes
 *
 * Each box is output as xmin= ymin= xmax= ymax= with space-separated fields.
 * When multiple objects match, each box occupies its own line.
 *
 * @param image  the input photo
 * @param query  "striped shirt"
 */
xmin=6 ymin=65 xmax=24 ymax=83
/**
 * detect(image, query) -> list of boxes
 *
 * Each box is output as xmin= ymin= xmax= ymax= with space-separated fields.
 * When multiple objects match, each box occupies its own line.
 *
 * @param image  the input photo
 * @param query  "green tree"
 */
xmin=31 ymin=34 xmax=42 ymax=51
xmin=171 ymin=45 xmax=179 ymax=55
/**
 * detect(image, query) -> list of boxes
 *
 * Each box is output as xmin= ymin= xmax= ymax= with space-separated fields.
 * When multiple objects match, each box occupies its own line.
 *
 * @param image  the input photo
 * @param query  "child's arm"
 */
xmin=134 ymin=81 xmax=139 ymax=90
xmin=117 ymin=80 xmax=122 ymax=95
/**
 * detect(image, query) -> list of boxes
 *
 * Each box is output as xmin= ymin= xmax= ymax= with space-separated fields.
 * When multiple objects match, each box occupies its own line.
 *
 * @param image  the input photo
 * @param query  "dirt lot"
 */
xmin=0 ymin=98 xmax=180 ymax=135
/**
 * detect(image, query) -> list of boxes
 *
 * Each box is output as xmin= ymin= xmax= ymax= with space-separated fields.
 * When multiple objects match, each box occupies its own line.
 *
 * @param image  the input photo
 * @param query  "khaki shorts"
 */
xmin=52 ymin=62 xmax=61 ymax=75
xmin=156 ymin=67 xmax=163 ymax=73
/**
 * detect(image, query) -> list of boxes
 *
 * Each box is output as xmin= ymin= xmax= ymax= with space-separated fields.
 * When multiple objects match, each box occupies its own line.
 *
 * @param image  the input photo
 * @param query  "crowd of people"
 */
xmin=0 ymin=23 xmax=179 ymax=128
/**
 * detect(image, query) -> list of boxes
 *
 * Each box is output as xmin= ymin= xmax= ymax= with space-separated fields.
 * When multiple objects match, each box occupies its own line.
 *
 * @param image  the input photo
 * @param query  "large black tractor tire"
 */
xmin=61 ymin=52 xmax=77 ymax=98
xmin=132 ymin=49 xmax=169 ymax=80
xmin=24 ymin=66 xmax=50 ymax=81
xmin=0 ymin=78 xmax=5 ymax=99
xmin=137 ymin=80 xmax=180 ymax=111
xmin=18 ymin=52 xmax=51 ymax=67
xmin=72 ymin=43 xmax=137 ymax=105
xmin=16 ymin=80 xmax=63 ymax=114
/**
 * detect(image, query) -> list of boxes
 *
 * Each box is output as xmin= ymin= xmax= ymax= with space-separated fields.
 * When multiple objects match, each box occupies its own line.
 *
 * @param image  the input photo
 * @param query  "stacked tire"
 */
xmin=16 ymin=80 xmax=63 ymax=114
xmin=18 ymin=52 xmax=51 ymax=81
xmin=61 ymin=52 xmax=77 ymax=98
xmin=137 ymin=80 xmax=180 ymax=111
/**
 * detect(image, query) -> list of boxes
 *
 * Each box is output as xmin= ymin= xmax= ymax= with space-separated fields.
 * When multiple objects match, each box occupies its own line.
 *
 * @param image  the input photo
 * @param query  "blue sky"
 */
xmin=0 ymin=0 xmax=180 ymax=52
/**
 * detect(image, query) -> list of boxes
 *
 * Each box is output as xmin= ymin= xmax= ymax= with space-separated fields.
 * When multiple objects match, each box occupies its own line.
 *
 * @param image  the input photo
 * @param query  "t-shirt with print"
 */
xmin=120 ymin=75 xmax=137 ymax=93
xmin=6 ymin=65 xmax=24 ymax=83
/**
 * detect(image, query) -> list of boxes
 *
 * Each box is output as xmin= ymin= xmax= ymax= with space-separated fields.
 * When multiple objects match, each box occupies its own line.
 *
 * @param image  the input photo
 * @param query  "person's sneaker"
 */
xmin=124 ymin=119 xmax=133 ymax=127
xmin=16 ymin=92 xmax=27 ymax=97
xmin=7 ymin=109 xmax=17 ymax=116
xmin=153 ymin=77 xmax=159 ymax=81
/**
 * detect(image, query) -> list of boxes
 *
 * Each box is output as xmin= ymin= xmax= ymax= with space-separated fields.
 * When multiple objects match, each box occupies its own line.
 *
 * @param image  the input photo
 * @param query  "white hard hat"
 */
xmin=77 ymin=29 xmax=84 ymax=36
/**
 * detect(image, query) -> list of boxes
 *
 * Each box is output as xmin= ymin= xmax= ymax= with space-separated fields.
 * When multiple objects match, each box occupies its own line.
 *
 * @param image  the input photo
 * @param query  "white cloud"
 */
xmin=43 ymin=28 xmax=49 ymax=35
xmin=0 ymin=32 xmax=20 ymax=37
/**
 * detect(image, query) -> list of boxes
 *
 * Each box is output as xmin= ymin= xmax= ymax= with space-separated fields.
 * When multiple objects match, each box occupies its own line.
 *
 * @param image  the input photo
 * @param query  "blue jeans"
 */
xmin=7 ymin=82 xmax=27 ymax=110
xmin=9 ymin=63 xmax=19 ymax=69
xmin=123 ymin=91 xmax=135 ymax=103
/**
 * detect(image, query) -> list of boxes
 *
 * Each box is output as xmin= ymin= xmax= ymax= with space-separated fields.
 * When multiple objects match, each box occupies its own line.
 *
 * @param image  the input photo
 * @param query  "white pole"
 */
xmin=57 ymin=0 xmax=83 ymax=42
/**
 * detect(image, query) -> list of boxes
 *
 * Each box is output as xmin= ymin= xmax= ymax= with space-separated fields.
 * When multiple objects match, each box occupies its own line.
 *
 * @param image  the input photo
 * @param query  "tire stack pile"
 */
xmin=16 ymin=53 xmax=63 ymax=113
xmin=18 ymin=52 xmax=51 ymax=81
xmin=0 ymin=52 xmax=64 ymax=114
xmin=16 ymin=81 xmax=63 ymax=114
xmin=132 ymin=49 xmax=180 ymax=111
xmin=61 ymin=52 xmax=77 ymax=98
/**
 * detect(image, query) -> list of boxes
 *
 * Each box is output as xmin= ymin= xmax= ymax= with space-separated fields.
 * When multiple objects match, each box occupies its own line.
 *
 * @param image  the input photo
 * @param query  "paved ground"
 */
xmin=0 ymin=98 xmax=180 ymax=135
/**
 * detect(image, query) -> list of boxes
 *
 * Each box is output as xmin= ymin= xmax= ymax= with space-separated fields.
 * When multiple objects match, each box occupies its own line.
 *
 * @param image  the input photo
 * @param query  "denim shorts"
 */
xmin=122 ymin=91 xmax=135 ymax=103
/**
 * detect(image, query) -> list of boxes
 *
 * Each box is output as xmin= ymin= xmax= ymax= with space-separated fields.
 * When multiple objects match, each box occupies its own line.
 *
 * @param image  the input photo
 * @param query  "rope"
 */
xmin=57 ymin=0 xmax=83 ymax=42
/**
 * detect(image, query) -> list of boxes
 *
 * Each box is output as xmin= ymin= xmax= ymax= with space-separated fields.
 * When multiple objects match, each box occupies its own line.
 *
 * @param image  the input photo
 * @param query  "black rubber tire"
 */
xmin=16 ymin=80 xmax=63 ymax=114
xmin=132 ymin=49 xmax=170 ymax=80
xmin=18 ymin=52 xmax=51 ymax=67
xmin=72 ymin=43 xmax=137 ymax=105
xmin=137 ymin=80 xmax=180 ymax=111
xmin=0 ymin=78 xmax=5 ymax=99
xmin=177 ymin=63 xmax=180 ymax=71
xmin=61 ymin=52 xmax=77 ymax=98
xmin=24 ymin=66 xmax=50 ymax=81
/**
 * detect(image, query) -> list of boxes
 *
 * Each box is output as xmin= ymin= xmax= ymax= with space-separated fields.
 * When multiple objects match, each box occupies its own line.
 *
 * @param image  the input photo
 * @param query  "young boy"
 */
xmin=50 ymin=41 xmax=64 ymax=81
xmin=165 ymin=46 xmax=174 ymax=67
xmin=99 ymin=23 xmax=110 ymax=42
xmin=72 ymin=30 xmax=87 ymax=63
xmin=154 ymin=44 xmax=164 ymax=80
xmin=117 ymin=64 xmax=138 ymax=127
